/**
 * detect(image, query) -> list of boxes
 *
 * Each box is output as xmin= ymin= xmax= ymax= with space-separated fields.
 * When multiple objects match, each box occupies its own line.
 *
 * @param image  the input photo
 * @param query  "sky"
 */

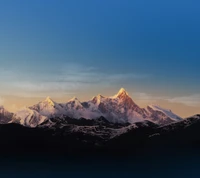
xmin=0 ymin=0 xmax=200 ymax=117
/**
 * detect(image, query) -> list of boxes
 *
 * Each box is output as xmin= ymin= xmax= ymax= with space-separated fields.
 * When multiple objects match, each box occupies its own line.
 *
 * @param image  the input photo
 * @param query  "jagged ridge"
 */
xmin=10 ymin=88 xmax=183 ymax=127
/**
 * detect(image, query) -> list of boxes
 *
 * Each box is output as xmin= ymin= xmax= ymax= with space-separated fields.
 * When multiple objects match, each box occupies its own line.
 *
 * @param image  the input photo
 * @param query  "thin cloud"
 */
xmin=166 ymin=94 xmax=200 ymax=107
xmin=132 ymin=92 xmax=166 ymax=102
xmin=107 ymin=73 xmax=149 ymax=81
xmin=0 ymin=64 xmax=150 ymax=97
xmin=133 ymin=92 xmax=200 ymax=107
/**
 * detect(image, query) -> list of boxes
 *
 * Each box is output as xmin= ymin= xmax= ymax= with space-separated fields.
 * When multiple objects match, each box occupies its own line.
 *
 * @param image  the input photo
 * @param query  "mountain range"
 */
xmin=0 ymin=88 xmax=199 ymax=156
xmin=5 ymin=88 xmax=182 ymax=127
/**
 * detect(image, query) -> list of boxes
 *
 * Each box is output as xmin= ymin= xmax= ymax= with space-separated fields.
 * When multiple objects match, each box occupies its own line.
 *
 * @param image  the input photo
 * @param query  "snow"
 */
xmin=68 ymin=97 xmax=79 ymax=102
xmin=67 ymin=97 xmax=83 ymax=109
xmin=9 ymin=88 xmax=183 ymax=127
xmin=118 ymin=88 xmax=128 ymax=95
xmin=29 ymin=97 xmax=66 ymax=117
xmin=111 ymin=88 xmax=129 ymax=99
xmin=147 ymin=104 xmax=182 ymax=121
xmin=13 ymin=107 xmax=48 ymax=127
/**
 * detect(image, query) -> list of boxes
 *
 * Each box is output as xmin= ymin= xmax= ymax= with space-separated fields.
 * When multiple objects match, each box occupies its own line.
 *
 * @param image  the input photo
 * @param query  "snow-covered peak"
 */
xmin=112 ymin=88 xmax=129 ymax=99
xmin=118 ymin=88 xmax=128 ymax=95
xmin=13 ymin=107 xmax=48 ymax=127
xmin=68 ymin=97 xmax=79 ymax=102
xmin=67 ymin=97 xmax=83 ymax=109
xmin=44 ymin=96 xmax=55 ymax=106
xmin=97 ymin=94 xmax=104 ymax=98
xmin=147 ymin=104 xmax=182 ymax=122
xmin=29 ymin=97 xmax=65 ymax=117
xmin=148 ymin=105 xmax=172 ymax=113
xmin=45 ymin=96 xmax=51 ymax=101
xmin=91 ymin=94 xmax=105 ymax=105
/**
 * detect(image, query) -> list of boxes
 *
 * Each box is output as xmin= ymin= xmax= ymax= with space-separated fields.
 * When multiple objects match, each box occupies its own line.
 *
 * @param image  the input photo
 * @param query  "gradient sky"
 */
xmin=0 ymin=0 xmax=200 ymax=117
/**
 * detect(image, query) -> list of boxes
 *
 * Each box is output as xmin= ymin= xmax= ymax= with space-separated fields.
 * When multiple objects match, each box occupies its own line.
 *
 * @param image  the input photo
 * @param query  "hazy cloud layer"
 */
xmin=132 ymin=92 xmax=168 ymax=103
xmin=166 ymin=94 xmax=200 ymax=107
xmin=133 ymin=92 xmax=200 ymax=107
xmin=0 ymin=64 xmax=149 ymax=97
xmin=3 ymin=62 xmax=199 ymax=108
xmin=1 ymin=63 xmax=199 ymax=108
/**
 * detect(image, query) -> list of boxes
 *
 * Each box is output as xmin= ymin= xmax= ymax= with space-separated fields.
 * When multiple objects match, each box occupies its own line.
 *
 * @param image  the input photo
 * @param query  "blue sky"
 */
xmin=0 ymin=0 xmax=200 ymax=116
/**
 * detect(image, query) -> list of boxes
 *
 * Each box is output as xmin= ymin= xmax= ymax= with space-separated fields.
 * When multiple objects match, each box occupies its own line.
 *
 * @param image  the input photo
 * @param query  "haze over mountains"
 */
xmin=0 ymin=88 xmax=182 ymax=128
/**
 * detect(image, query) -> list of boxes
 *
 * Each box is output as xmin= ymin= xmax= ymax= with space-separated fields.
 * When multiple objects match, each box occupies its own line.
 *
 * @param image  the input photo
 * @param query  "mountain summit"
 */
xmin=9 ymin=88 xmax=183 ymax=127
xmin=114 ymin=88 xmax=129 ymax=98
xmin=44 ymin=96 xmax=56 ymax=106
xmin=118 ymin=88 xmax=128 ymax=95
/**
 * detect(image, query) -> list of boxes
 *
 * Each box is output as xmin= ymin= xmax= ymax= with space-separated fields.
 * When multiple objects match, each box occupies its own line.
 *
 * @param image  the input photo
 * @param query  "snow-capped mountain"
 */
xmin=0 ymin=106 xmax=13 ymax=124
xmin=13 ymin=107 xmax=48 ymax=127
xmin=63 ymin=97 xmax=101 ymax=119
xmin=29 ymin=96 xmax=65 ymax=118
xmin=146 ymin=104 xmax=182 ymax=125
xmin=86 ymin=88 xmax=148 ymax=123
xmin=10 ymin=88 xmax=183 ymax=127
